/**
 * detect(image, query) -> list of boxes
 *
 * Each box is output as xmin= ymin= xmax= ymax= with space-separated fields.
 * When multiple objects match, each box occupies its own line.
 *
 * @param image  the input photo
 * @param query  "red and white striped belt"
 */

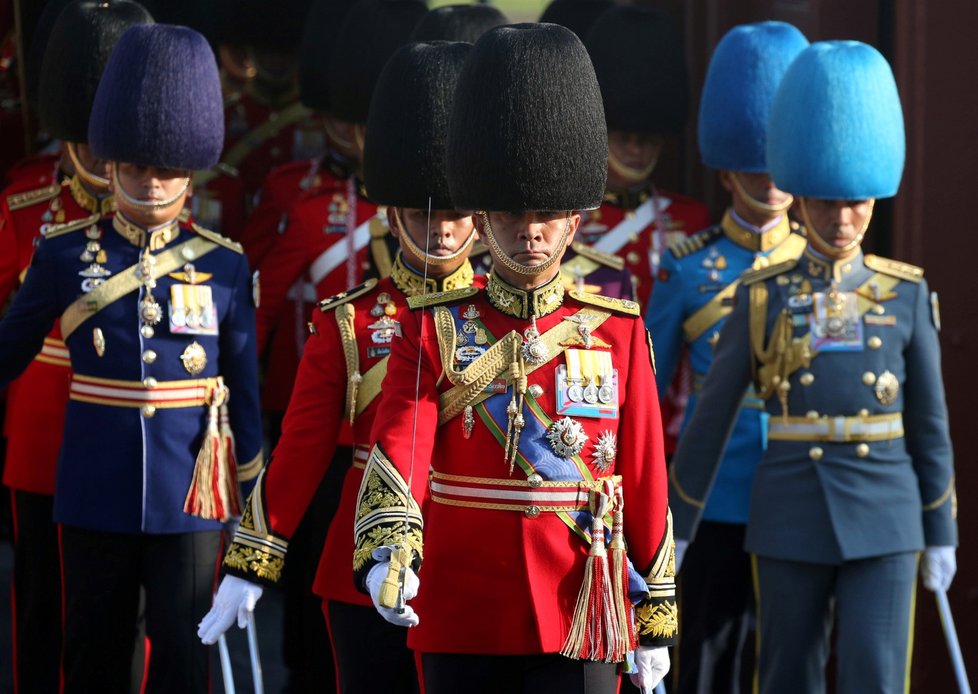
xmin=428 ymin=470 xmax=621 ymax=518
xmin=69 ymin=374 xmax=220 ymax=409
xmin=352 ymin=444 xmax=371 ymax=470
xmin=35 ymin=337 xmax=70 ymax=368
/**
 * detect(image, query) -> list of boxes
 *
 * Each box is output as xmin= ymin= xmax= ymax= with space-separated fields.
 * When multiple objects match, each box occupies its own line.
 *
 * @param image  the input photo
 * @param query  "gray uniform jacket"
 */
xmin=669 ymin=247 xmax=957 ymax=564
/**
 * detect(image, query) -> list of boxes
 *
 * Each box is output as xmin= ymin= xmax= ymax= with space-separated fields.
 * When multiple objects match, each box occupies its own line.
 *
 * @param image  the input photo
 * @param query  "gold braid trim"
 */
xmin=335 ymin=303 xmax=360 ymax=425
xmin=353 ymin=445 xmax=424 ymax=573
xmin=634 ymin=508 xmax=678 ymax=644
xmin=222 ymin=469 xmax=289 ymax=585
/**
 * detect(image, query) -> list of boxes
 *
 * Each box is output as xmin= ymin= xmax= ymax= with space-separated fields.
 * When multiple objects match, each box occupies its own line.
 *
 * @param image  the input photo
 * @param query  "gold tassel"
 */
xmin=610 ymin=486 xmax=636 ymax=654
xmin=183 ymin=379 xmax=239 ymax=521
xmin=561 ymin=480 xmax=626 ymax=662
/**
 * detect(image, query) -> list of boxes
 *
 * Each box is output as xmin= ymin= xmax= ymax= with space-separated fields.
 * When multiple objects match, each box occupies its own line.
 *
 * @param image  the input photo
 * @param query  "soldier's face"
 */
xmin=390 ymin=207 xmax=475 ymax=275
xmin=112 ymin=162 xmax=192 ymax=227
xmin=71 ymin=143 xmax=110 ymax=186
xmin=801 ymin=197 xmax=875 ymax=257
xmin=607 ymin=130 xmax=663 ymax=189
xmin=477 ymin=211 xmax=580 ymax=287
xmin=720 ymin=170 xmax=793 ymax=226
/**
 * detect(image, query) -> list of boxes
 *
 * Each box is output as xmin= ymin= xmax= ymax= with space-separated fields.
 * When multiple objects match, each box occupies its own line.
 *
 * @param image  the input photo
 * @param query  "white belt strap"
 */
xmin=308 ymin=216 xmax=376 ymax=287
xmin=592 ymin=196 xmax=670 ymax=255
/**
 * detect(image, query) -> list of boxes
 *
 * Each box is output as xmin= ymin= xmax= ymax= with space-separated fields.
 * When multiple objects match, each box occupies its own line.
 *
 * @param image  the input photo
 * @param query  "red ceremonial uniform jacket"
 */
xmin=192 ymin=90 xmax=323 ymax=239
xmin=222 ymin=255 xmax=480 ymax=608
xmin=255 ymin=174 xmax=389 ymax=415
xmin=0 ymin=175 xmax=114 ymax=494
xmin=355 ymin=272 xmax=677 ymax=656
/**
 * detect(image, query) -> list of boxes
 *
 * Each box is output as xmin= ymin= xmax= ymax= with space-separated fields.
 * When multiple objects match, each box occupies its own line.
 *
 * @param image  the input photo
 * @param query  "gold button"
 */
xmin=867 ymin=336 xmax=882 ymax=349
xmin=140 ymin=325 xmax=155 ymax=339
xmin=858 ymin=409 xmax=870 ymax=417
xmin=806 ymin=410 xmax=820 ymax=419
xmin=809 ymin=446 xmax=824 ymax=461
xmin=142 ymin=405 xmax=156 ymax=418
xmin=527 ymin=474 xmax=543 ymax=489
xmin=525 ymin=505 xmax=541 ymax=519
xmin=528 ymin=385 xmax=544 ymax=398
xmin=143 ymin=377 xmax=158 ymax=389
xmin=626 ymin=252 xmax=640 ymax=265
xmin=142 ymin=350 xmax=157 ymax=364
xmin=855 ymin=443 xmax=870 ymax=458
xmin=862 ymin=372 xmax=876 ymax=386
xmin=754 ymin=256 xmax=770 ymax=269
xmin=800 ymin=373 xmax=815 ymax=386
xmin=872 ymin=305 xmax=885 ymax=315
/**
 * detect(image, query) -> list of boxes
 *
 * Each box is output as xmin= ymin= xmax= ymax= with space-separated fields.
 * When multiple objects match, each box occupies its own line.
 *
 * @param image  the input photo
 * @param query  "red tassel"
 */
xmin=183 ymin=379 xmax=241 ymax=521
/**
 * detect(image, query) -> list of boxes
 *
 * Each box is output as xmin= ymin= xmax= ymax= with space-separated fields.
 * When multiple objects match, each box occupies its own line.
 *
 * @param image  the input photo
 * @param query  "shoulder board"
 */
xmin=407 ymin=286 xmax=479 ymax=310
xmin=192 ymin=223 xmax=243 ymax=253
xmin=568 ymin=290 xmax=640 ymax=316
xmin=864 ymin=254 xmax=923 ymax=283
xmin=668 ymin=226 xmax=723 ymax=260
xmin=6 ymin=184 xmax=61 ymax=211
xmin=741 ymin=259 xmax=798 ymax=286
xmin=43 ymin=213 xmax=101 ymax=240
xmin=790 ymin=220 xmax=805 ymax=235
xmin=317 ymin=278 xmax=379 ymax=312
xmin=570 ymin=241 xmax=625 ymax=271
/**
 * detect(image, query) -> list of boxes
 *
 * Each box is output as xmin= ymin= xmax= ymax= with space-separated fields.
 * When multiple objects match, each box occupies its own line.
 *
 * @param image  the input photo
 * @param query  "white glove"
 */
xmin=366 ymin=560 xmax=420 ymax=627
xmin=629 ymin=645 xmax=671 ymax=693
xmin=197 ymin=575 xmax=264 ymax=644
xmin=921 ymin=546 xmax=957 ymax=592
xmin=674 ymin=539 xmax=689 ymax=573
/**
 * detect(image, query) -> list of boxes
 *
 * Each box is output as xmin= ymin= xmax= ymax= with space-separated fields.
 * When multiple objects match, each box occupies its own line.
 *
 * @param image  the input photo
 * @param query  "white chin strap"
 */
xmin=798 ymin=198 xmax=875 ymax=259
xmin=479 ymin=211 xmax=570 ymax=276
xmin=608 ymin=149 xmax=657 ymax=185
xmin=112 ymin=166 xmax=190 ymax=212
xmin=729 ymin=172 xmax=794 ymax=215
xmin=66 ymin=142 xmax=110 ymax=190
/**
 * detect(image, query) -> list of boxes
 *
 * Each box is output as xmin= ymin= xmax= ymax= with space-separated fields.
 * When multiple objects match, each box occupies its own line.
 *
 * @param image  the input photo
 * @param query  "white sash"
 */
xmin=308 ymin=215 xmax=378 ymax=287
xmin=592 ymin=196 xmax=671 ymax=255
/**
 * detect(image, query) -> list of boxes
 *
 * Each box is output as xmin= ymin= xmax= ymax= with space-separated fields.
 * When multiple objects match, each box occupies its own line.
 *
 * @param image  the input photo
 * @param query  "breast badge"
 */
xmin=547 ymin=417 xmax=588 ymax=458
xmin=180 ymin=341 xmax=208 ymax=376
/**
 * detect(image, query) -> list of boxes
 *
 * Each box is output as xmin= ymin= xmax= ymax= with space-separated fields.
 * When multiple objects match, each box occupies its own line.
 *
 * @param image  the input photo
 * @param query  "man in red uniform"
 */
xmin=0 ymin=5 xmax=152 ymax=691
xmin=356 ymin=25 xmax=675 ymax=693
xmin=199 ymin=41 xmax=480 ymax=693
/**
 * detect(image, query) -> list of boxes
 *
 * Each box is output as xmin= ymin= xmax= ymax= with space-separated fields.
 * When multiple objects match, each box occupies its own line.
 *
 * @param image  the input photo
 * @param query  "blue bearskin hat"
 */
xmin=88 ymin=24 xmax=224 ymax=170
xmin=410 ymin=4 xmax=508 ymax=43
xmin=38 ymin=1 xmax=155 ymax=143
xmin=364 ymin=42 xmax=471 ymax=210
xmin=447 ymin=23 xmax=608 ymax=212
xmin=698 ymin=22 xmax=808 ymax=173
xmin=767 ymin=41 xmax=905 ymax=199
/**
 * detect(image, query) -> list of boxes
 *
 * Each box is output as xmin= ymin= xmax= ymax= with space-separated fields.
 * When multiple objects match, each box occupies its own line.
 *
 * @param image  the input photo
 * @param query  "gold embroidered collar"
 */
xmin=69 ymin=176 xmax=114 ymax=215
xmin=802 ymin=247 xmax=863 ymax=284
xmin=113 ymin=214 xmax=180 ymax=251
xmin=602 ymin=186 xmax=651 ymax=211
xmin=721 ymin=210 xmax=791 ymax=253
xmin=390 ymin=252 xmax=474 ymax=297
xmin=486 ymin=271 xmax=565 ymax=320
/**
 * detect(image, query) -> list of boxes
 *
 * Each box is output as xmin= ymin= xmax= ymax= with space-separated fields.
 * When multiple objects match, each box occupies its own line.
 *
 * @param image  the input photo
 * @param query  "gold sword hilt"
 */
xmin=378 ymin=544 xmax=413 ymax=611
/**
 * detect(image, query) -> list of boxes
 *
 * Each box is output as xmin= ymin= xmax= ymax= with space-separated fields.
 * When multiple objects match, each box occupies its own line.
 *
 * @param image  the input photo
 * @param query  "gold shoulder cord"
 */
xmin=335 ymin=303 xmax=360 ymax=425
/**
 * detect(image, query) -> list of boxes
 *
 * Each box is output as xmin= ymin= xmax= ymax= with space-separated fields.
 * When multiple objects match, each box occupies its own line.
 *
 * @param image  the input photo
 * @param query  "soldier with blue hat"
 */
xmin=0 ymin=23 xmax=263 ymax=692
xmin=668 ymin=41 xmax=957 ymax=693
xmin=647 ymin=22 xmax=808 ymax=693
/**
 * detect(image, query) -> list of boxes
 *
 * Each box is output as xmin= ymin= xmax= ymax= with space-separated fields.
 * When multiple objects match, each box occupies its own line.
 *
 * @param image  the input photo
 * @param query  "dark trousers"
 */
xmin=675 ymin=521 xmax=755 ymax=694
xmin=10 ymin=490 xmax=61 ymax=694
xmin=60 ymin=525 xmax=221 ymax=694
xmin=324 ymin=600 xmax=418 ymax=694
xmin=422 ymin=652 xmax=619 ymax=694
xmin=281 ymin=448 xmax=351 ymax=693
xmin=753 ymin=552 xmax=918 ymax=694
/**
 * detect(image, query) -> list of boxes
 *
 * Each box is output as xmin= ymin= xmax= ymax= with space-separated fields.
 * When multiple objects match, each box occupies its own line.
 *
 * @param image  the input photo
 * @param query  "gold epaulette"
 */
xmin=741 ymin=259 xmax=798 ymax=286
xmin=191 ymin=223 xmax=243 ymax=253
xmin=317 ymin=278 xmax=379 ymax=312
xmin=864 ymin=254 xmax=923 ymax=283
xmin=668 ymin=226 xmax=723 ymax=259
xmin=790 ymin=220 xmax=806 ymax=235
xmin=570 ymin=241 xmax=625 ymax=271
xmin=407 ymin=286 xmax=479 ymax=310
xmin=43 ymin=213 xmax=101 ymax=240
xmin=6 ymin=184 xmax=60 ymax=211
xmin=568 ymin=289 xmax=640 ymax=316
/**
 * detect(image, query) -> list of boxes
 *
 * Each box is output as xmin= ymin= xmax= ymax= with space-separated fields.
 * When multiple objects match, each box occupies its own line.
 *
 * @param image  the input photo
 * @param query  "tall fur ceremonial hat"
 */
xmin=538 ymin=0 xmax=611 ymax=42
xmin=299 ymin=0 xmax=358 ymax=111
xmin=214 ymin=0 xmax=311 ymax=51
xmin=88 ymin=24 xmax=224 ymax=170
xmin=328 ymin=0 xmax=429 ymax=124
xmin=410 ymin=4 xmax=508 ymax=43
xmin=585 ymin=6 xmax=688 ymax=135
xmin=698 ymin=22 xmax=808 ymax=172
xmin=38 ymin=1 xmax=154 ymax=143
xmin=767 ymin=41 xmax=905 ymax=199
xmin=364 ymin=41 xmax=471 ymax=209
xmin=25 ymin=0 xmax=74 ymax=109
xmin=447 ymin=23 xmax=608 ymax=212
xmin=139 ymin=0 xmax=215 ymax=43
